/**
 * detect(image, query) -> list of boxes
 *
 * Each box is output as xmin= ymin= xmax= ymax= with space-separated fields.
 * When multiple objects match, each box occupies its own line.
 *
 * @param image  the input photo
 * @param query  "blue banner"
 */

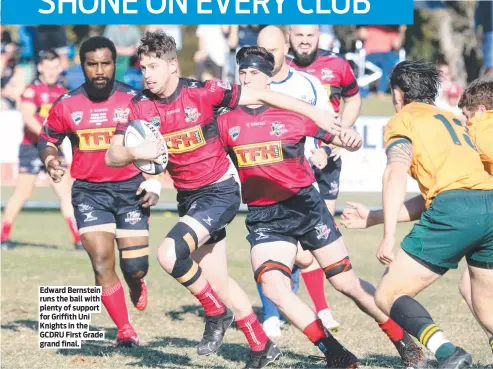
xmin=2 ymin=0 xmax=413 ymax=25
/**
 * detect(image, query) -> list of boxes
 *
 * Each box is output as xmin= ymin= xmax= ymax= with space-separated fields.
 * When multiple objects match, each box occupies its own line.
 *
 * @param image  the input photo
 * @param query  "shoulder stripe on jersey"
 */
xmin=386 ymin=137 xmax=412 ymax=153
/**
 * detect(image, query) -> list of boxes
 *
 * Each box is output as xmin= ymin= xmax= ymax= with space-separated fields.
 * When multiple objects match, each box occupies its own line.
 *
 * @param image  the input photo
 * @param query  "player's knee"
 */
xmin=159 ymin=223 xmax=199 ymax=269
xmin=120 ymin=246 xmax=150 ymax=279
xmin=255 ymin=260 xmax=292 ymax=305
xmin=374 ymin=287 xmax=394 ymax=315
xmin=295 ymin=250 xmax=314 ymax=269
xmin=157 ymin=240 xmax=177 ymax=272
xmin=91 ymin=253 xmax=114 ymax=277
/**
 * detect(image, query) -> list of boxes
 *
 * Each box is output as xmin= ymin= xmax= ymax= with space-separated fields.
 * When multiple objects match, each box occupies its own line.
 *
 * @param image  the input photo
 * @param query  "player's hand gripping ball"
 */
xmin=124 ymin=120 xmax=168 ymax=175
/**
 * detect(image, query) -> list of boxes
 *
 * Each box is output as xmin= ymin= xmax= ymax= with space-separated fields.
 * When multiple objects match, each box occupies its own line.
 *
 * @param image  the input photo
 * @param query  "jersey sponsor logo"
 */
xmin=77 ymin=127 xmax=115 ymax=151
xmin=41 ymin=92 xmax=50 ymax=103
xmin=71 ymin=111 xmax=83 ymax=125
xmin=270 ymin=121 xmax=287 ymax=137
xmin=233 ymin=140 xmax=283 ymax=167
xmin=185 ymin=107 xmax=201 ymax=123
xmin=163 ymin=126 xmax=206 ymax=153
xmin=39 ymin=103 xmax=53 ymax=118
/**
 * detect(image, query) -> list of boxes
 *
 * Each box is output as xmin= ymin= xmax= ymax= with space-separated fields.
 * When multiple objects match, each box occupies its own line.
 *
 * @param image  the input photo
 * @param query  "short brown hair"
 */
xmin=458 ymin=78 xmax=493 ymax=111
xmin=137 ymin=31 xmax=177 ymax=61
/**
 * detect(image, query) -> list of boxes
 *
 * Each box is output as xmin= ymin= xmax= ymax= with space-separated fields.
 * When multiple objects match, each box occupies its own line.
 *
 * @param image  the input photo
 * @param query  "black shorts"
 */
xmin=246 ymin=186 xmax=342 ymax=250
xmin=72 ymin=174 xmax=150 ymax=232
xmin=18 ymin=143 xmax=64 ymax=175
xmin=176 ymin=177 xmax=241 ymax=244
xmin=313 ymin=157 xmax=342 ymax=200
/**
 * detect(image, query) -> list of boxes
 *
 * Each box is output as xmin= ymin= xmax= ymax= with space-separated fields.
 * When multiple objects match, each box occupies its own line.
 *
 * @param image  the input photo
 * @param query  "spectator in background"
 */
xmin=103 ymin=25 xmax=141 ymax=81
xmin=319 ymin=25 xmax=337 ymax=51
xmin=36 ymin=26 xmax=70 ymax=70
xmin=124 ymin=54 xmax=144 ymax=90
xmin=358 ymin=25 xmax=406 ymax=98
xmin=436 ymin=59 xmax=464 ymax=120
xmin=62 ymin=45 xmax=85 ymax=90
xmin=475 ymin=1 xmax=493 ymax=76
xmin=194 ymin=25 xmax=228 ymax=80
xmin=1 ymin=34 xmax=25 ymax=111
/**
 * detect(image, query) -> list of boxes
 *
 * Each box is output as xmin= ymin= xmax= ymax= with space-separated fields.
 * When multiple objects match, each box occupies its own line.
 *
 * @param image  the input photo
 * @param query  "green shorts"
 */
xmin=402 ymin=189 xmax=493 ymax=273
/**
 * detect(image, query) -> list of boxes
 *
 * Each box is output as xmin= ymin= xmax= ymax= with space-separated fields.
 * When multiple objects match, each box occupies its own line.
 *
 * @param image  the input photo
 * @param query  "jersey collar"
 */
xmin=271 ymin=70 xmax=293 ymax=85
xmin=240 ymin=105 xmax=270 ymax=116
xmin=155 ymin=78 xmax=184 ymax=104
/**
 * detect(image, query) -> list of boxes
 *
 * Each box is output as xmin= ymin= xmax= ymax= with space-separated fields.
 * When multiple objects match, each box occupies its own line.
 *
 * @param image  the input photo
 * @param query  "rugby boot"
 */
xmin=393 ymin=332 xmax=426 ymax=369
xmin=1 ymin=240 xmax=16 ymax=250
xmin=74 ymin=241 xmax=84 ymax=250
xmin=116 ymin=324 xmax=139 ymax=347
xmin=437 ymin=347 xmax=472 ymax=369
xmin=197 ymin=307 xmax=234 ymax=356
xmin=130 ymin=279 xmax=148 ymax=311
xmin=244 ymin=339 xmax=281 ymax=369
xmin=319 ymin=336 xmax=360 ymax=369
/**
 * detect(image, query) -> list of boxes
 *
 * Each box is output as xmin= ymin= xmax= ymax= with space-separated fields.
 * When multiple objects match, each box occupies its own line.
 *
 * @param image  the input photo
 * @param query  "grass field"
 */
xmin=1 ymin=190 xmax=492 ymax=369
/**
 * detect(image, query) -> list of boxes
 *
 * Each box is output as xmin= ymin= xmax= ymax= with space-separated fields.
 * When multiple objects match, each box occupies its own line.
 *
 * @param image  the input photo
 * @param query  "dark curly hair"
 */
xmin=79 ymin=36 xmax=116 ymax=65
xmin=137 ymin=31 xmax=177 ymax=61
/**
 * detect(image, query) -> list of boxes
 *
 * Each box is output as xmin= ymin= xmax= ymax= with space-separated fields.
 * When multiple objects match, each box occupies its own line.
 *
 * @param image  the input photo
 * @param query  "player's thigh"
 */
xmin=192 ymin=238 xmax=228 ymax=281
xmin=375 ymin=248 xmax=442 ymax=312
xmin=468 ymin=264 xmax=493 ymax=311
xmin=176 ymin=177 xmax=241 ymax=246
xmin=50 ymin=169 xmax=73 ymax=201
xmin=11 ymin=173 xmax=38 ymax=197
xmin=295 ymin=245 xmax=315 ymax=269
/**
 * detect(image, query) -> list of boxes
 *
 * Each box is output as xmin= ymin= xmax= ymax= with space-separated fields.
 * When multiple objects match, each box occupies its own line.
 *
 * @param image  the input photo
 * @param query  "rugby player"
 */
xmin=256 ymin=25 xmax=340 ymax=336
xmin=217 ymin=46 xmax=424 ymax=369
xmin=1 ymin=49 xmax=81 ymax=251
xmin=287 ymin=25 xmax=362 ymax=216
xmin=345 ymin=60 xmax=492 ymax=369
xmin=39 ymin=37 xmax=158 ymax=347
xmin=106 ymin=30 xmax=341 ymax=367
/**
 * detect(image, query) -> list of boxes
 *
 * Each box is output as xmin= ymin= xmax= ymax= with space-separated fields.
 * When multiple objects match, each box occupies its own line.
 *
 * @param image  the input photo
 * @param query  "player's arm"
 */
xmin=239 ymin=86 xmax=340 ymax=135
xmin=341 ymin=195 xmax=425 ymax=229
xmin=38 ymin=103 xmax=68 ymax=183
xmin=382 ymin=137 xmax=413 ymax=238
xmin=340 ymin=60 xmax=361 ymax=128
xmin=20 ymin=86 xmax=44 ymax=135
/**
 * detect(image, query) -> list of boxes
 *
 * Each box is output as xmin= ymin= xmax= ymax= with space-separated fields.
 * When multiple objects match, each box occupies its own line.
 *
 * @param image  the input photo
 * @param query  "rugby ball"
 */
xmin=123 ymin=120 xmax=168 ymax=175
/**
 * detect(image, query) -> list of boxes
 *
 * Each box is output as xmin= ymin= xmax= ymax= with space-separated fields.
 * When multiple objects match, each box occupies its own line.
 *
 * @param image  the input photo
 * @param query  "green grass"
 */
xmin=1 ymin=205 xmax=491 ymax=369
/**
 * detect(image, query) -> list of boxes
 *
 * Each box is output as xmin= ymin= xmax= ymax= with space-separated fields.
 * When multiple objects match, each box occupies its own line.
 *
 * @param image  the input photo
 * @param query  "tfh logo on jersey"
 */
xmin=185 ymin=107 xmax=201 ymax=123
xmin=77 ymin=128 xmax=115 ymax=151
xmin=233 ymin=141 xmax=283 ymax=167
xmin=270 ymin=121 xmax=287 ymax=137
xmin=163 ymin=126 xmax=206 ymax=153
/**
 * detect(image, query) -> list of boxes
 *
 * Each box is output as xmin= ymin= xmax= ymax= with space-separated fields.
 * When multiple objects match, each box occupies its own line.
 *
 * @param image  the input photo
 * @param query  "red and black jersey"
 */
xmin=40 ymin=81 xmax=140 ymax=182
xmin=20 ymin=79 xmax=66 ymax=145
xmin=217 ymin=105 xmax=334 ymax=206
xmin=115 ymin=78 xmax=241 ymax=190
xmin=287 ymin=49 xmax=359 ymax=113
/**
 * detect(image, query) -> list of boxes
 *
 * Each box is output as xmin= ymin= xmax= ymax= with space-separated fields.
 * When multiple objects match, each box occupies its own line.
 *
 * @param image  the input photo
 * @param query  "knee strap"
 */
xmin=323 ymin=256 xmax=352 ymax=279
xmin=120 ymin=245 xmax=149 ymax=278
xmin=167 ymin=222 xmax=199 ymax=258
xmin=167 ymin=223 xmax=201 ymax=286
xmin=254 ymin=260 xmax=292 ymax=283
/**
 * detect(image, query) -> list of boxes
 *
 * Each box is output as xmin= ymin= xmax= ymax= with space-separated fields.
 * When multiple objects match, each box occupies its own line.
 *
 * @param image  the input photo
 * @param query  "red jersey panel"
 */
xmin=20 ymin=79 xmax=66 ymax=145
xmin=287 ymin=49 xmax=359 ymax=113
xmin=217 ymin=106 xmax=334 ymax=206
xmin=115 ymin=78 xmax=241 ymax=190
xmin=40 ymin=81 xmax=140 ymax=182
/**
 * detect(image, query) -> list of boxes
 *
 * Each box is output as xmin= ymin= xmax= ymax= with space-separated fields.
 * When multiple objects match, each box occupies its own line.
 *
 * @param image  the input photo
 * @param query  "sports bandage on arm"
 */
xmin=139 ymin=178 xmax=162 ymax=197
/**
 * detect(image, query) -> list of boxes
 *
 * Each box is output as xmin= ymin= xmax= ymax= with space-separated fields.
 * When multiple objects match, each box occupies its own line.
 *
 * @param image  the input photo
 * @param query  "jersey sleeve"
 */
xmin=340 ymin=60 xmax=359 ymax=98
xmin=39 ymin=101 xmax=68 ymax=146
xmin=114 ymin=101 xmax=138 ymax=135
xmin=303 ymin=115 xmax=334 ymax=144
xmin=216 ymin=113 xmax=231 ymax=149
xmin=20 ymin=84 xmax=37 ymax=105
xmin=384 ymin=115 xmax=413 ymax=151
xmin=205 ymin=80 xmax=242 ymax=110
